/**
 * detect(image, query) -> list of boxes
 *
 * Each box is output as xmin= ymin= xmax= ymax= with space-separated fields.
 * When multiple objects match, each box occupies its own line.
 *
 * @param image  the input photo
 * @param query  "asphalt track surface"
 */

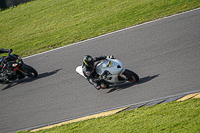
xmin=0 ymin=8 xmax=200 ymax=133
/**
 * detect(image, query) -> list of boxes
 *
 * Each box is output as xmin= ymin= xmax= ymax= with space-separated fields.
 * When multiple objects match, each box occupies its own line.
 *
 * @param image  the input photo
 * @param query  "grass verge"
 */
xmin=0 ymin=0 xmax=200 ymax=57
xmin=18 ymin=98 xmax=200 ymax=133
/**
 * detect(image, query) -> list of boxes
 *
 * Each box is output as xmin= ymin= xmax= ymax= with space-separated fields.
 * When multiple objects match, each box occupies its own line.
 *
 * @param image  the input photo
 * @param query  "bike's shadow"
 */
xmin=106 ymin=74 xmax=160 ymax=93
xmin=1 ymin=68 xmax=62 ymax=91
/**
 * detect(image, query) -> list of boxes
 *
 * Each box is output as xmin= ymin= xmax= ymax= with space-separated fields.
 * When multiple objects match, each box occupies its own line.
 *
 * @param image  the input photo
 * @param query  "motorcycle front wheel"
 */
xmin=123 ymin=69 xmax=139 ymax=83
xmin=23 ymin=64 xmax=38 ymax=78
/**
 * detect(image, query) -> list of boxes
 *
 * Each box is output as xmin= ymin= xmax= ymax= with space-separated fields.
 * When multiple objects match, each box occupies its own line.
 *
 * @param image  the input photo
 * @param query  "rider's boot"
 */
xmin=100 ymin=81 xmax=109 ymax=89
xmin=3 ymin=78 xmax=9 ymax=84
xmin=0 ymin=75 xmax=9 ymax=84
xmin=94 ymin=83 xmax=101 ymax=90
xmin=0 ymin=70 xmax=8 ymax=83
xmin=89 ymin=79 xmax=101 ymax=90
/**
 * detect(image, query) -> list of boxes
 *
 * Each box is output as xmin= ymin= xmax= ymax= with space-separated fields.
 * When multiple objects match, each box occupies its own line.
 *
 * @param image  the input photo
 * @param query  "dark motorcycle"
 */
xmin=0 ymin=50 xmax=38 ymax=83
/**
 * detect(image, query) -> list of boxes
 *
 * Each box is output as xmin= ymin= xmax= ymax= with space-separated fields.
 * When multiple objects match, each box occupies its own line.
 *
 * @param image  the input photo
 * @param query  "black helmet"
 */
xmin=83 ymin=55 xmax=94 ymax=67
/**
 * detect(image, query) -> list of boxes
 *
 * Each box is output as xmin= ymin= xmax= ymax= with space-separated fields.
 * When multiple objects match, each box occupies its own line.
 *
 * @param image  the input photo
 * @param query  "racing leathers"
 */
xmin=0 ymin=48 xmax=10 ymax=54
xmin=0 ymin=48 xmax=10 ymax=72
xmin=82 ymin=55 xmax=114 ymax=90
xmin=0 ymin=49 xmax=15 ymax=82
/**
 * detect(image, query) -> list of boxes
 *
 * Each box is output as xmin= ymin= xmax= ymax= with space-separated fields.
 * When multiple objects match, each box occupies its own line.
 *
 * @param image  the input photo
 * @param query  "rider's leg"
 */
xmin=88 ymin=78 xmax=101 ymax=90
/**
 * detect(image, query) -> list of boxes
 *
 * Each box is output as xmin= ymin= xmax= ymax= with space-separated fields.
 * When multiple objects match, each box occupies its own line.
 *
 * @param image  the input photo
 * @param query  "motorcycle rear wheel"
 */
xmin=123 ymin=69 xmax=139 ymax=82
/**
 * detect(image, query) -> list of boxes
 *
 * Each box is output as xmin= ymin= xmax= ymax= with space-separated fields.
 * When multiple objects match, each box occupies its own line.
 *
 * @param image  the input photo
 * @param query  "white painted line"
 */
xmin=23 ymin=8 xmax=200 ymax=59
xmin=16 ymin=89 xmax=200 ymax=133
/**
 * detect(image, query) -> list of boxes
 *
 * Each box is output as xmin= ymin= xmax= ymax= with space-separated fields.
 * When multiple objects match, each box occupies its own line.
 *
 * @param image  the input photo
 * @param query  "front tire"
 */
xmin=123 ymin=69 xmax=139 ymax=82
xmin=23 ymin=64 xmax=38 ymax=78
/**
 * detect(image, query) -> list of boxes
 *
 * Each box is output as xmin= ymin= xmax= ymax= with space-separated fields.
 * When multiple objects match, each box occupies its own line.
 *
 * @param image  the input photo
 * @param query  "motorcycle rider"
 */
xmin=0 ymin=48 xmax=14 ymax=82
xmin=0 ymin=48 xmax=11 ymax=70
xmin=0 ymin=48 xmax=14 ymax=70
xmin=82 ymin=55 xmax=114 ymax=90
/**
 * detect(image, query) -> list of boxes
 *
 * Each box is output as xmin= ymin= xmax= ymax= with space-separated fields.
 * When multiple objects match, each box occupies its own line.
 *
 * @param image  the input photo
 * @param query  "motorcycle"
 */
xmin=76 ymin=58 xmax=139 ymax=88
xmin=0 ymin=50 xmax=38 ymax=83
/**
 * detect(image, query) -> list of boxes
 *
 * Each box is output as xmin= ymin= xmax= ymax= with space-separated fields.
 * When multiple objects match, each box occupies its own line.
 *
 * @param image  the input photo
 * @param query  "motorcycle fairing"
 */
xmin=96 ymin=58 xmax=123 ymax=75
xmin=76 ymin=58 xmax=129 ymax=84
xmin=96 ymin=58 xmax=126 ymax=84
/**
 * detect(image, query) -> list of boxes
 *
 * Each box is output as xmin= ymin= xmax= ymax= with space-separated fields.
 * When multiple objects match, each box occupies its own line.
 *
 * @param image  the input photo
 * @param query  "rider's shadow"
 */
xmin=1 ymin=68 xmax=62 ymax=91
xmin=106 ymin=74 xmax=160 ymax=93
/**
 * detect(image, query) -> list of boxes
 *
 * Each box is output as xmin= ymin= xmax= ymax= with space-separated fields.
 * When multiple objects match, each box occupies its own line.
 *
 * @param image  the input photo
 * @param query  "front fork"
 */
xmin=13 ymin=64 xmax=28 ymax=77
xmin=118 ymin=68 xmax=127 ymax=80
xmin=17 ymin=68 xmax=27 ymax=76
xmin=17 ymin=66 xmax=29 ymax=77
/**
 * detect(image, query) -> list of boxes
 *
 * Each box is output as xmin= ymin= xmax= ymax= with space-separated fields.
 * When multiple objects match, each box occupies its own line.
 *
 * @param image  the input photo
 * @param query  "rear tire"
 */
xmin=23 ymin=64 xmax=38 ymax=78
xmin=123 ymin=69 xmax=139 ymax=82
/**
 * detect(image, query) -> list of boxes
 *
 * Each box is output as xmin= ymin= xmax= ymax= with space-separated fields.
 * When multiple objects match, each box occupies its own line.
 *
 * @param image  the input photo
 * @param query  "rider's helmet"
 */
xmin=83 ymin=55 xmax=94 ymax=68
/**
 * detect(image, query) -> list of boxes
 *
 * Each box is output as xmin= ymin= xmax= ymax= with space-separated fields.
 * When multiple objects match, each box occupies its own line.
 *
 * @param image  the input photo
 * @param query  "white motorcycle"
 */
xmin=76 ymin=58 xmax=139 ymax=88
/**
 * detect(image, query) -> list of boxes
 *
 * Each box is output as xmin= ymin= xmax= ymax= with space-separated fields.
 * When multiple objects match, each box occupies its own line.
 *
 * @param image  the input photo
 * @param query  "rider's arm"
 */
xmin=0 ymin=48 xmax=10 ymax=54
xmin=93 ymin=56 xmax=107 ymax=62
xmin=94 ymin=55 xmax=112 ymax=62
xmin=94 ymin=55 xmax=115 ymax=62
xmin=82 ymin=64 xmax=93 ymax=78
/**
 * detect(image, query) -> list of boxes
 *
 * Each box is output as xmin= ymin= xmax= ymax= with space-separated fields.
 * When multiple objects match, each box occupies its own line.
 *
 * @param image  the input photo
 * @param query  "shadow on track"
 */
xmin=106 ymin=74 xmax=160 ymax=93
xmin=1 ymin=68 xmax=62 ymax=91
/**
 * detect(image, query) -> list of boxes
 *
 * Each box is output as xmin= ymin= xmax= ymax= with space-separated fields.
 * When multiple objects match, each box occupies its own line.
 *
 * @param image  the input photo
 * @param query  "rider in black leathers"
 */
xmin=0 ymin=48 xmax=14 ymax=82
xmin=82 ymin=55 xmax=114 ymax=90
xmin=0 ymin=48 xmax=14 ymax=69
xmin=0 ymin=48 xmax=10 ymax=71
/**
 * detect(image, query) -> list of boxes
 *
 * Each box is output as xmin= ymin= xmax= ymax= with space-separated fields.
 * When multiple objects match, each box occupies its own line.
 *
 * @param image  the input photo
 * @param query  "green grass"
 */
xmin=0 ymin=0 xmax=200 ymax=57
xmin=18 ymin=98 xmax=200 ymax=133
xmin=1 ymin=0 xmax=200 ymax=132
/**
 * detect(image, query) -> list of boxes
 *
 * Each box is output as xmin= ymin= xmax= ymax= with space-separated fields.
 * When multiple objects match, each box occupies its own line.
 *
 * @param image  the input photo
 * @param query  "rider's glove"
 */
xmin=107 ymin=55 xmax=115 ymax=59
